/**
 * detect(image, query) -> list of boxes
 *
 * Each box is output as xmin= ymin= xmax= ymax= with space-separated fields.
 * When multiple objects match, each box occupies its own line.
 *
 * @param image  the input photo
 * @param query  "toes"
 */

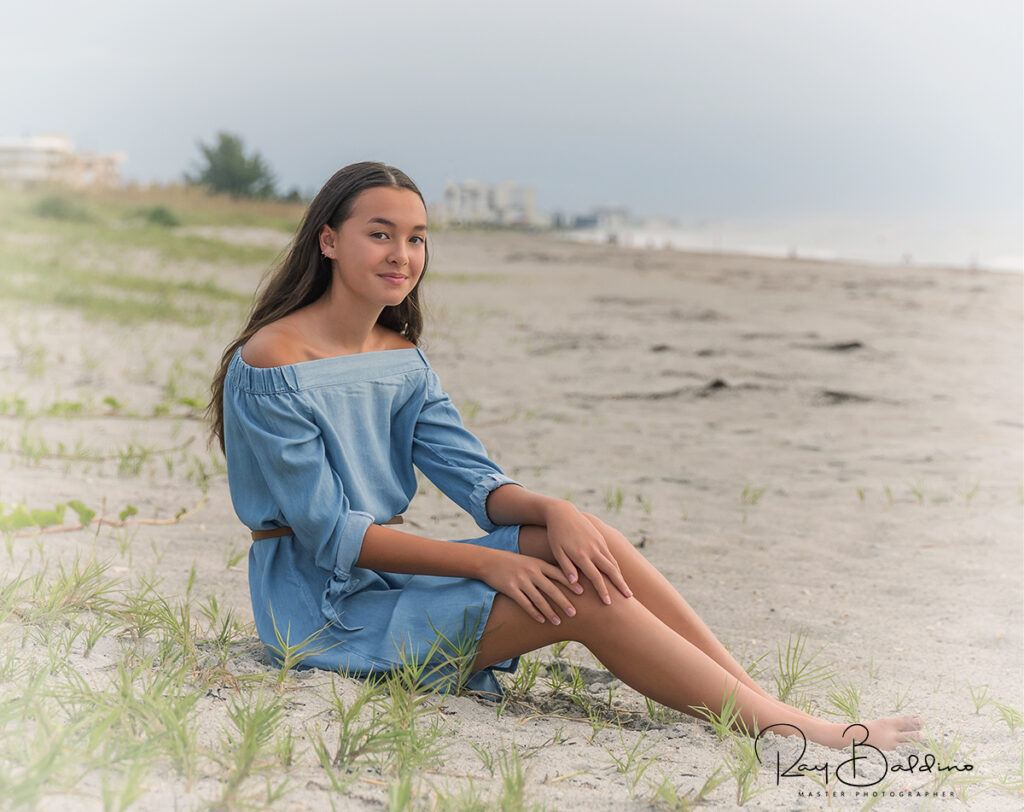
xmin=901 ymin=714 xmax=924 ymax=731
xmin=883 ymin=714 xmax=924 ymax=731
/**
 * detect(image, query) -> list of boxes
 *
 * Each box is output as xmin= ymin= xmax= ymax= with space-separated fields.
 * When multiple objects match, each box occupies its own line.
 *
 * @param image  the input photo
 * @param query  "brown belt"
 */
xmin=251 ymin=515 xmax=404 ymax=541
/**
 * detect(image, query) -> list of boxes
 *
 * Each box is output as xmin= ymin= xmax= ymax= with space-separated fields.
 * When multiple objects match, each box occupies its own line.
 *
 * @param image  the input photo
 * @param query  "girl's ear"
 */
xmin=318 ymin=224 xmax=338 ymax=259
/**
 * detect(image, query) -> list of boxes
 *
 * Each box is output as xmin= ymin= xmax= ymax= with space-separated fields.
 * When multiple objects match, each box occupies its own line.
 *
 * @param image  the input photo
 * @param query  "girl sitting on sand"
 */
xmin=209 ymin=161 xmax=920 ymax=751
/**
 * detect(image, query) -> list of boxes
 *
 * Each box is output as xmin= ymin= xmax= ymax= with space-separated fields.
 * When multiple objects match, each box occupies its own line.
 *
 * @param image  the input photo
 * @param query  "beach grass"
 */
xmin=0 ymin=242 xmax=251 ymax=327
xmin=3 ymin=495 xmax=1022 ymax=807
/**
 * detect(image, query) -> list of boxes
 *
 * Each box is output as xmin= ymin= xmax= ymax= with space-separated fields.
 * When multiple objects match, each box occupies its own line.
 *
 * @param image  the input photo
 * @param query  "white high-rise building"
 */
xmin=437 ymin=178 xmax=546 ymax=226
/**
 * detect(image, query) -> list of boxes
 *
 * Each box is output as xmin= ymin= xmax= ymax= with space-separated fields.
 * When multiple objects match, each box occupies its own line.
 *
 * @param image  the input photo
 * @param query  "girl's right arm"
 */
xmin=356 ymin=524 xmax=578 ymax=625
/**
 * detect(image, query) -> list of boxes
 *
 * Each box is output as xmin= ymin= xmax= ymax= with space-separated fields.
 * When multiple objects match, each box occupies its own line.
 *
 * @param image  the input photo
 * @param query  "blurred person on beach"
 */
xmin=208 ymin=161 xmax=922 ymax=751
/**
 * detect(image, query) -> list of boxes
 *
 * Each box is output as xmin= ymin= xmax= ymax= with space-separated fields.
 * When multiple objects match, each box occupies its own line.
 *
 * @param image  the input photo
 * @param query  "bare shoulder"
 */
xmin=377 ymin=326 xmax=416 ymax=351
xmin=241 ymin=320 xmax=414 ymax=367
xmin=241 ymin=321 xmax=308 ymax=368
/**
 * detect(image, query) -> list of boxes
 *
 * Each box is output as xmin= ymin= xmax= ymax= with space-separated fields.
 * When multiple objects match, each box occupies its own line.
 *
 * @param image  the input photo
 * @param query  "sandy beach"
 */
xmin=1 ymin=212 xmax=1021 ymax=809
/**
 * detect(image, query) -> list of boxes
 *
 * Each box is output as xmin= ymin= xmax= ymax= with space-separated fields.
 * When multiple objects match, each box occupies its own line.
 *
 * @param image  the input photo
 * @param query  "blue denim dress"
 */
xmin=223 ymin=346 xmax=523 ymax=695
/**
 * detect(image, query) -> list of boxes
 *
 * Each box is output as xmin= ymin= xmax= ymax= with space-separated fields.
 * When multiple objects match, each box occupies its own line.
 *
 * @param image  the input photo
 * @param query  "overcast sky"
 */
xmin=2 ymin=1 xmax=1021 ymax=220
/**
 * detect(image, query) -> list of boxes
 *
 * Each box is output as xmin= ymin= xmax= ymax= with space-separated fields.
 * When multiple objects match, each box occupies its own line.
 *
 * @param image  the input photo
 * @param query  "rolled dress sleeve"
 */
xmin=411 ymin=367 xmax=522 ymax=531
xmin=226 ymin=387 xmax=375 ymax=582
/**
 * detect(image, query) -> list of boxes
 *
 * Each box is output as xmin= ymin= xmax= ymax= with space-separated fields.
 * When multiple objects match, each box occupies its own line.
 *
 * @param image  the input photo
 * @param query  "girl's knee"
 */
xmin=581 ymin=513 xmax=632 ymax=553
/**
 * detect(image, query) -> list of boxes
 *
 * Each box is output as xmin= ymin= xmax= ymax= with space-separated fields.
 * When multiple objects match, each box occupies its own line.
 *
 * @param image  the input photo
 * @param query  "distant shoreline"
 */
xmin=558 ymin=215 xmax=1023 ymax=274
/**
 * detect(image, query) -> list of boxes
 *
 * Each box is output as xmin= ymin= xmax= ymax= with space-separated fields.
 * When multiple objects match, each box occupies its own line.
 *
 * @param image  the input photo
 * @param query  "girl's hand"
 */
xmin=481 ymin=550 xmax=579 ymax=624
xmin=544 ymin=503 xmax=632 ymax=604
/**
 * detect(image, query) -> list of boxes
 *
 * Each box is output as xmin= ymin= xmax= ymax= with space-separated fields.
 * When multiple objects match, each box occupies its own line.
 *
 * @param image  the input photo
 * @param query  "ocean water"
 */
xmin=564 ymin=210 xmax=1023 ymax=273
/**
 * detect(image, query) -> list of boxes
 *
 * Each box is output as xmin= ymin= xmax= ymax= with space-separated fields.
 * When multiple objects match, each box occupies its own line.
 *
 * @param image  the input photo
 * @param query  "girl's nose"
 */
xmin=389 ymin=248 xmax=409 ymax=266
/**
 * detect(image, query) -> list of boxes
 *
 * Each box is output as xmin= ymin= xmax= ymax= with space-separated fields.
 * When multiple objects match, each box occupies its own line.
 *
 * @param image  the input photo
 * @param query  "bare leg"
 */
xmin=524 ymin=520 xmax=906 ymax=731
xmin=480 ymin=527 xmax=921 ymax=751
xmin=517 ymin=521 xmax=791 ymax=707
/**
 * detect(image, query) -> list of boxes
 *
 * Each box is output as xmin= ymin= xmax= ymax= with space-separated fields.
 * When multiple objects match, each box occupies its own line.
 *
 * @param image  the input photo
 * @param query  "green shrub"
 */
xmin=139 ymin=205 xmax=181 ymax=227
xmin=34 ymin=196 xmax=94 ymax=222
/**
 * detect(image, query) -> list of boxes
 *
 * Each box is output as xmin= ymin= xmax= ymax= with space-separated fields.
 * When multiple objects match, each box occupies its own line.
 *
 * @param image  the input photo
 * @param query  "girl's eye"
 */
xmin=370 ymin=232 xmax=424 ymax=243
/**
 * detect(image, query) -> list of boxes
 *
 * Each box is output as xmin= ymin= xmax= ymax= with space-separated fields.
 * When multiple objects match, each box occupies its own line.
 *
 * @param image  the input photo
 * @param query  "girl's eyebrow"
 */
xmin=366 ymin=217 xmax=427 ymax=231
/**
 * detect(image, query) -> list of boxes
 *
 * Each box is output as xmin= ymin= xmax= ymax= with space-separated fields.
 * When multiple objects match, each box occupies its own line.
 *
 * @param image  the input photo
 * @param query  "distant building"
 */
xmin=550 ymin=206 xmax=634 ymax=231
xmin=588 ymin=206 xmax=631 ymax=232
xmin=0 ymin=135 xmax=125 ymax=189
xmin=434 ymin=178 xmax=548 ymax=227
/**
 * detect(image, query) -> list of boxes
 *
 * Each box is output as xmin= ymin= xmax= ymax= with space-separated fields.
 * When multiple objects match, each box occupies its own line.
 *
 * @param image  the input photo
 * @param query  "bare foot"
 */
xmin=828 ymin=715 xmax=924 ymax=751
xmin=760 ymin=715 xmax=923 ymax=752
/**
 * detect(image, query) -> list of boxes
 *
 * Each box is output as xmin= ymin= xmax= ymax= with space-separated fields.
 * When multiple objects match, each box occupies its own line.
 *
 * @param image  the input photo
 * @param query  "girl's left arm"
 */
xmin=486 ymin=484 xmax=632 ymax=604
xmin=411 ymin=364 xmax=630 ymax=602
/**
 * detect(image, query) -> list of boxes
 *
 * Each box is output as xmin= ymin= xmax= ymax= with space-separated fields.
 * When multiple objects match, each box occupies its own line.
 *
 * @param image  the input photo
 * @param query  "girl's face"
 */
xmin=319 ymin=186 xmax=427 ymax=308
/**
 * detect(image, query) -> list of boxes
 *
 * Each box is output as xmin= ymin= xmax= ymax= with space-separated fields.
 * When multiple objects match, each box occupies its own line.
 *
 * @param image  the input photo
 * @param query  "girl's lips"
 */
xmin=378 ymin=274 xmax=407 ymax=284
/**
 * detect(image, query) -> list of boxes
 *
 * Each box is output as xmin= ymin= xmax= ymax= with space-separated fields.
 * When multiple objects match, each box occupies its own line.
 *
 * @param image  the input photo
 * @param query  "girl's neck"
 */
xmin=304 ymin=287 xmax=384 ymax=356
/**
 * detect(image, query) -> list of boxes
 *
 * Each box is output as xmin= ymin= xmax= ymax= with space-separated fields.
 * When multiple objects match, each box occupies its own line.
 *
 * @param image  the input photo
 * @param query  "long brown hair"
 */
xmin=207 ymin=161 xmax=428 ymax=451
